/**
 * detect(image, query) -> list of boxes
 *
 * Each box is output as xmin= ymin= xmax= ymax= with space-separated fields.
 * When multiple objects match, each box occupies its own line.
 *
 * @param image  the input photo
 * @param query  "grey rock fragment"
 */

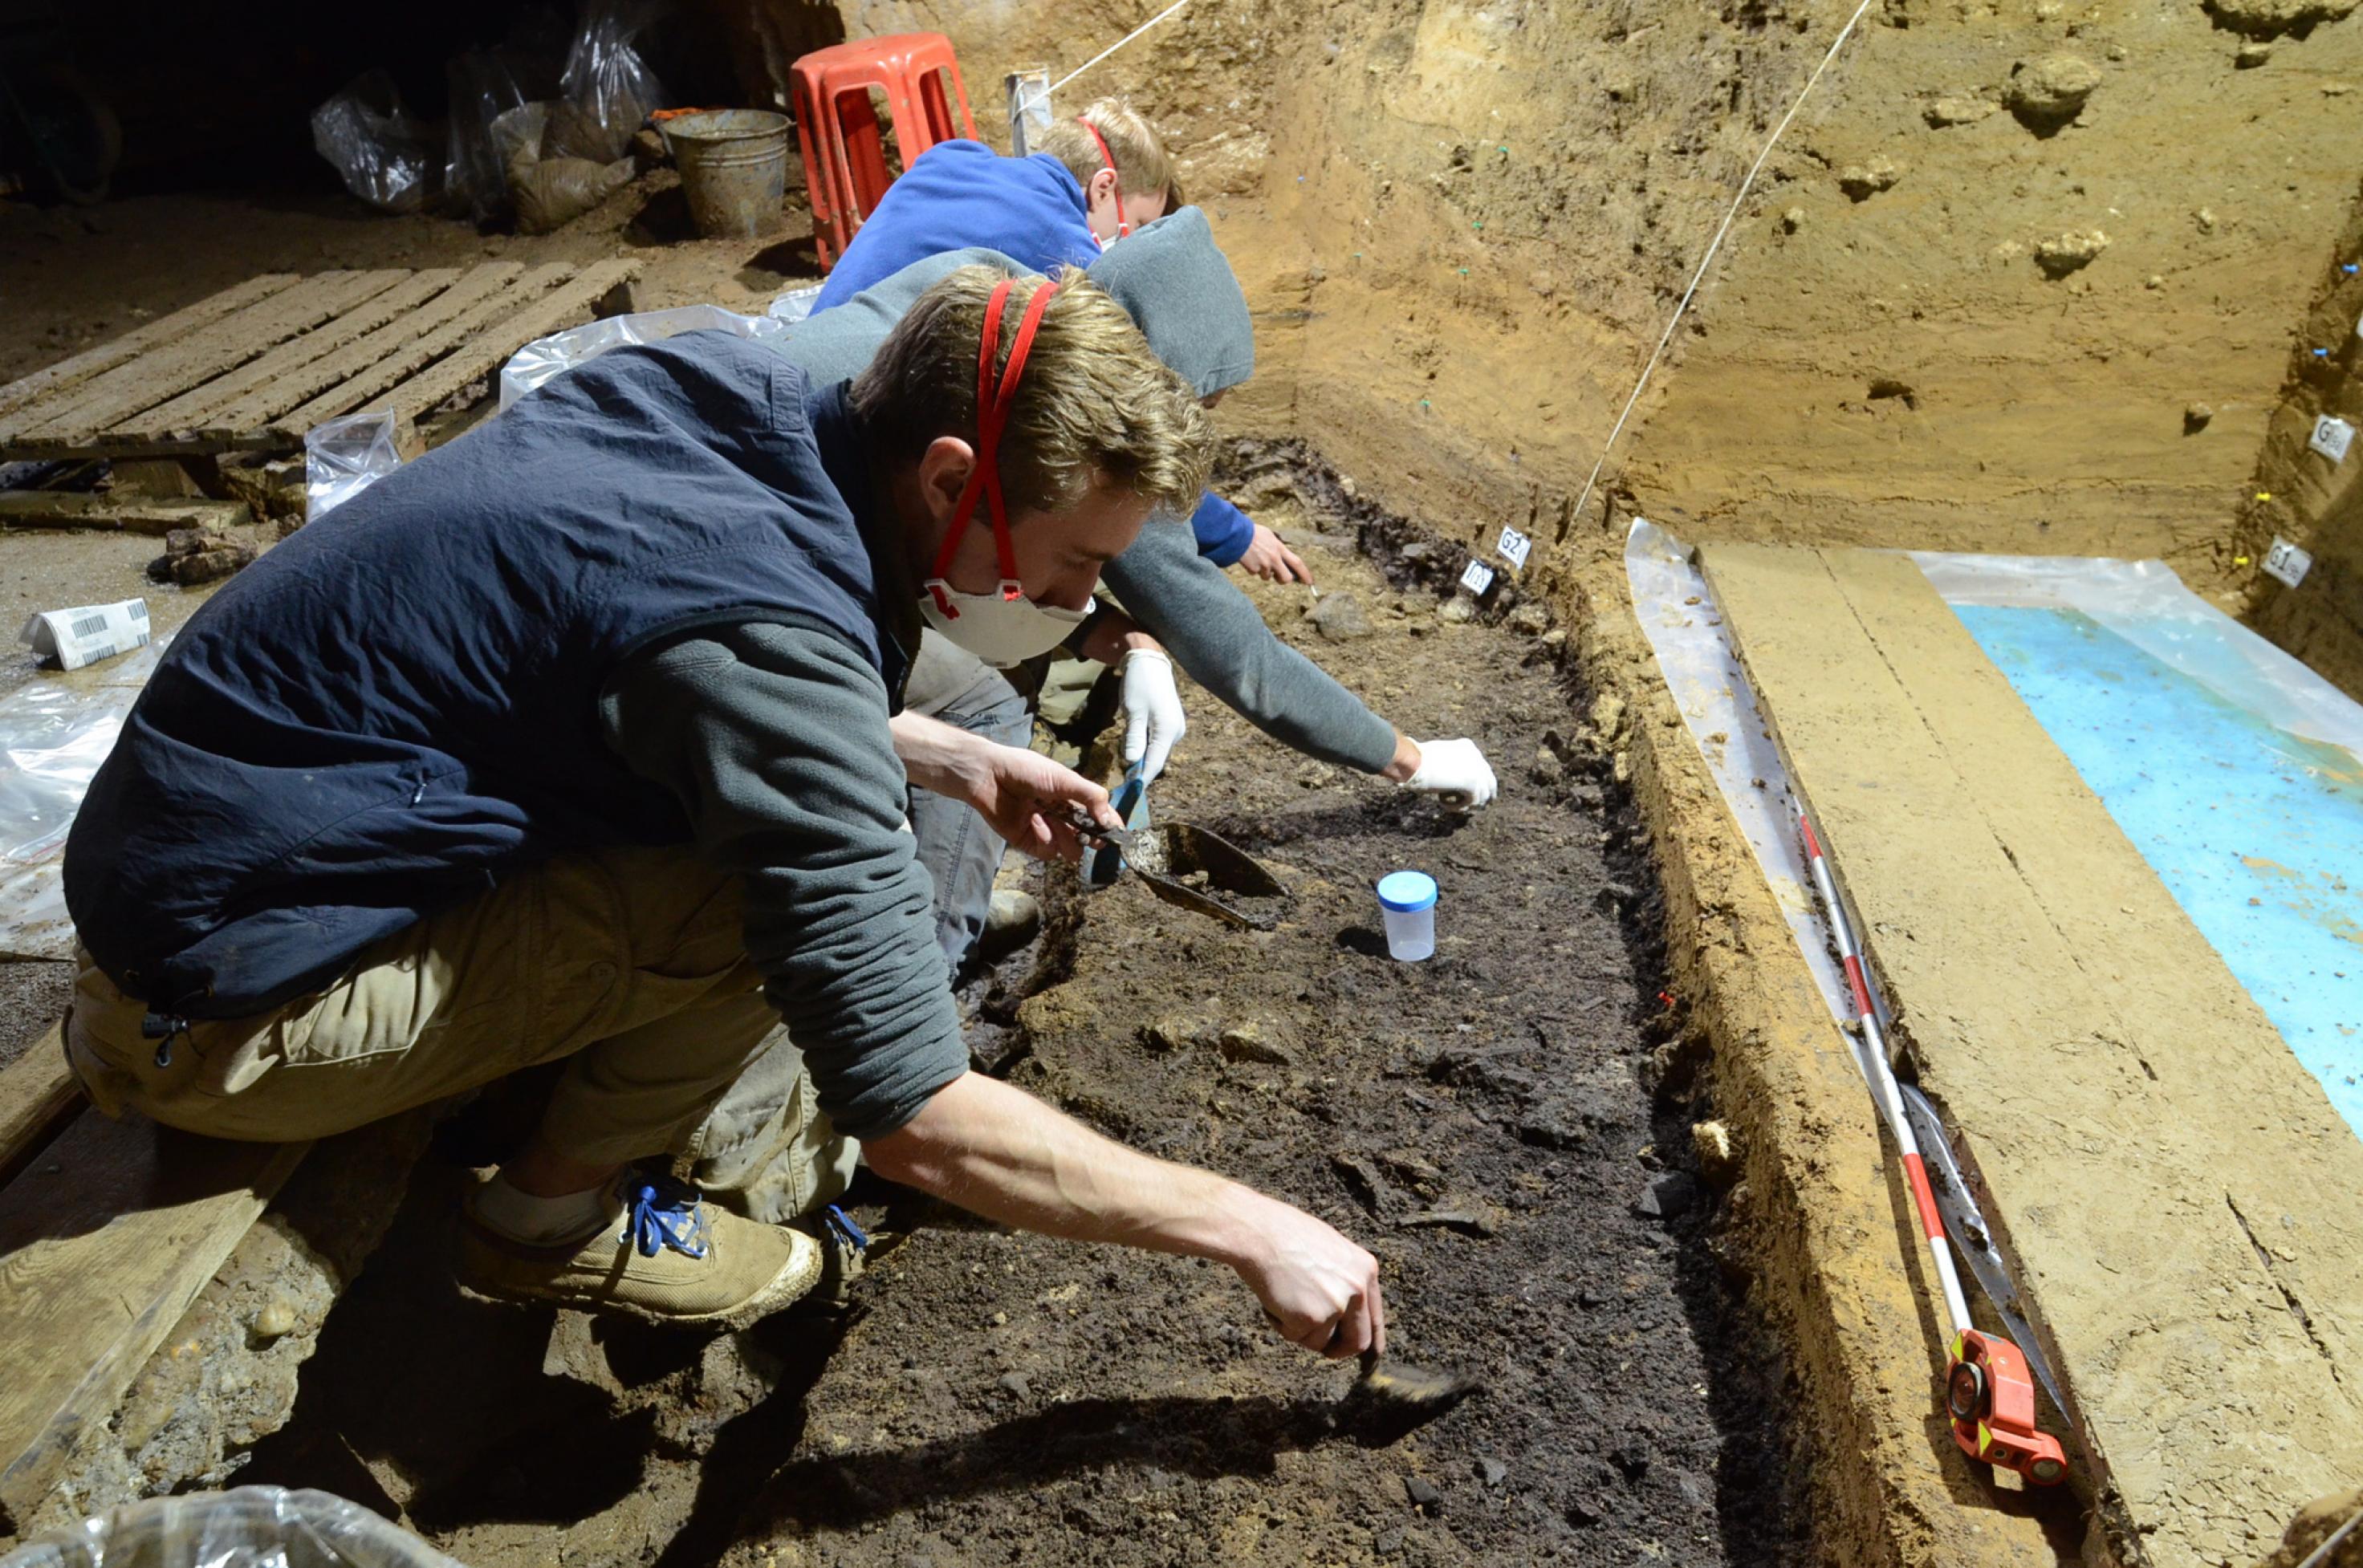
xmin=1305 ymin=591 xmax=1373 ymax=641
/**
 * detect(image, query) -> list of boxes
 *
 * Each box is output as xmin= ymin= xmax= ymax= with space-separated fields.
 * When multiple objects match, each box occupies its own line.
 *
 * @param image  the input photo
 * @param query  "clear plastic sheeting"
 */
xmin=1623 ymin=521 xmax=1854 ymax=1026
xmin=767 ymin=285 xmax=823 ymax=325
xmin=310 ymin=71 xmax=439 ymax=214
xmin=1910 ymin=551 xmax=2363 ymax=764
xmin=498 ymin=306 xmax=787 ymax=410
xmin=306 ymin=410 xmax=404 ymax=522
xmin=0 ymin=640 xmax=164 ymax=959
xmin=0 ymin=1486 xmax=465 ymax=1568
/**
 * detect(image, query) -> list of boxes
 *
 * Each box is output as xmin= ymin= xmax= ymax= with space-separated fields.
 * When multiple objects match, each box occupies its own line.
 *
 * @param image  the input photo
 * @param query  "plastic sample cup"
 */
xmin=1376 ymin=871 xmax=1439 ymax=961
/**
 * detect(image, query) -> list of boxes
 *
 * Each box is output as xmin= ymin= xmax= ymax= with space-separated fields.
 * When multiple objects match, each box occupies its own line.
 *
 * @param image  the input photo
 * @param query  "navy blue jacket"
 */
xmin=66 ymin=334 xmax=908 ymax=1018
xmin=814 ymin=140 xmax=1100 ymax=311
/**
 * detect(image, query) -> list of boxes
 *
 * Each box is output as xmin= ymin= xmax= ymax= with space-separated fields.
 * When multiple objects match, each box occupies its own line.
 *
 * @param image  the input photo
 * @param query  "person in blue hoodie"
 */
xmin=811 ymin=100 xmax=1312 ymax=583
xmin=813 ymin=98 xmax=1177 ymax=311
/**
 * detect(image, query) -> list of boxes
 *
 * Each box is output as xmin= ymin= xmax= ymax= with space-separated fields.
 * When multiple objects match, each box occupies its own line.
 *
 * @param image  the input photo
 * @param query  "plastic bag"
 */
xmin=311 ymin=71 xmax=439 ymax=214
xmin=0 ymin=1485 xmax=464 ymax=1567
xmin=498 ymin=304 xmax=787 ymax=408
xmin=445 ymin=49 xmax=533 ymax=225
xmin=493 ymin=101 xmax=636 ymax=235
xmin=555 ymin=0 xmax=665 ymax=165
xmin=306 ymin=409 xmax=404 ymax=521
xmin=0 ymin=639 xmax=165 ymax=961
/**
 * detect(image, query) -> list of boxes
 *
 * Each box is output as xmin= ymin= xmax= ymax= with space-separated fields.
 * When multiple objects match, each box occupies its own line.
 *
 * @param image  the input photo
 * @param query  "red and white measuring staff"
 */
xmin=1798 ymin=807 xmax=1974 ymax=1336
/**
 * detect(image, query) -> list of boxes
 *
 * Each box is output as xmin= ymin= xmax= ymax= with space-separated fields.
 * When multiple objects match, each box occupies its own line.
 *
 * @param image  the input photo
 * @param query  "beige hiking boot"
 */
xmin=458 ymin=1173 xmax=821 ymax=1329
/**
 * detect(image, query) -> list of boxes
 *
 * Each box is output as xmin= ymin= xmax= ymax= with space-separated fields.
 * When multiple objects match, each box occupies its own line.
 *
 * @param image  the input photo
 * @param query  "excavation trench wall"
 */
xmin=848 ymin=0 xmax=2363 ymax=594
xmin=2240 ymin=177 xmax=2363 ymax=701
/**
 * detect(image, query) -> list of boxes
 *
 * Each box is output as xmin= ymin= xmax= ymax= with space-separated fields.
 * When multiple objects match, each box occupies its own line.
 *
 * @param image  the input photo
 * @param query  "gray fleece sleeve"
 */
xmin=1101 ymin=516 xmax=1400 ymax=774
xmin=599 ymin=622 xmax=967 ymax=1140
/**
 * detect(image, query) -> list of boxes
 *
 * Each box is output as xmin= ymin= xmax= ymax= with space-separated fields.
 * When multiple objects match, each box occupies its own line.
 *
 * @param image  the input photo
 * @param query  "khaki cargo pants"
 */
xmin=64 ymin=845 xmax=856 ymax=1221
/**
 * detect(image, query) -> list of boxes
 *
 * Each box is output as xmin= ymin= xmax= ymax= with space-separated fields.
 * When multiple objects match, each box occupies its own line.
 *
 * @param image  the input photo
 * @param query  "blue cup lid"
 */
xmin=1376 ymin=870 xmax=1438 ymax=913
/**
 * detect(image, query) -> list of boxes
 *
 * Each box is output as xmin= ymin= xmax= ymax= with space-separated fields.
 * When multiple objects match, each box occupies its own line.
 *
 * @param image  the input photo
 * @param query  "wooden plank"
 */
xmin=197 ymin=263 xmax=534 ymax=445
xmin=262 ymin=263 xmax=581 ymax=441
xmin=374 ymin=258 xmax=642 ymax=427
xmin=120 ymin=270 xmax=462 ymax=445
xmin=13 ymin=273 xmax=412 ymax=450
xmin=0 ymin=1030 xmax=77 ymax=1192
xmin=0 ymin=275 xmax=302 ymax=431
xmin=1699 ymin=542 xmax=2363 ymax=1568
xmin=0 ymin=1110 xmax=308 ymax=1532
xmin=0 ymin=492 xmax=250 ymax=536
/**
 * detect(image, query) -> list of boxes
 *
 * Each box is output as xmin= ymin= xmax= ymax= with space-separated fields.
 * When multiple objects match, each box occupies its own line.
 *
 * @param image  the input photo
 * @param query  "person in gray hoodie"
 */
xmin=772 ymin=209 xmax=1499 ymax=972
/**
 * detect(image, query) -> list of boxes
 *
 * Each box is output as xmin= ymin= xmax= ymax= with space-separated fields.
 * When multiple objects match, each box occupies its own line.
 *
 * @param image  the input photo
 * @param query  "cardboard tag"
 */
xmin=2311 ymin=415 xmax=2355 ymax=463
xmin=1458 ymin=558 xmax=1497 ymax=596
xmin=1496 ymin=525 xmax=1533 ymax=572
xmin=2262 ymin=538 xmax=2313 ymax=589
xmin=18 ymin=597 xmax=150 ymax=671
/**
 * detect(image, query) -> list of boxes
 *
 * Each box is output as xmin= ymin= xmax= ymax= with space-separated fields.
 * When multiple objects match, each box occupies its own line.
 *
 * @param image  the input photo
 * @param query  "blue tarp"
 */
xmin=1952 ymin=601 xmax=2363 ymax=1139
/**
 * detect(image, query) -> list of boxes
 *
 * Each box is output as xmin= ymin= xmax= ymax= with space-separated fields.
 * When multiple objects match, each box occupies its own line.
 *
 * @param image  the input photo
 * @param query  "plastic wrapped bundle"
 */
xmin=554 ymin=0 xmax=665 ymax=165
xmin=310 ymin=71 xmax=439 ymax=214
xmin=0 ymin=1486 xmax=463 ymax=1568
xmin=490 ymin=102 xmax=637 ymax=235
xmin=444 ymin=50 xmax=533 ymax=225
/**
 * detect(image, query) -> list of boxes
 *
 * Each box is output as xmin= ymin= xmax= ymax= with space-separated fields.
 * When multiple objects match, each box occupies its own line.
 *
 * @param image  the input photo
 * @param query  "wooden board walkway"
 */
xmin=0 ymin=1029 xmax=310 ymax=1534
xmin=1699 ymin=542 xmax=2363 ymax=1568
xmin=0 ymin=260 xmax=638 ymax=463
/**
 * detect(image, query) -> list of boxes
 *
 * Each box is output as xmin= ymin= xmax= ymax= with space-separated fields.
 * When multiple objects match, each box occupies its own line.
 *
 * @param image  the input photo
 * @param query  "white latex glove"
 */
xmin=1401 ymin=737 xmax=1498 ymax=810
xmin=1120 ymin=648 xmax=1187 ymax=783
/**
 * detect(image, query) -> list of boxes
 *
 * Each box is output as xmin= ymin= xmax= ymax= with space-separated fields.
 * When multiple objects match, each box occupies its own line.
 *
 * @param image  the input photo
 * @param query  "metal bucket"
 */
xmin=661 ymin=109 xmax=789 ymax=239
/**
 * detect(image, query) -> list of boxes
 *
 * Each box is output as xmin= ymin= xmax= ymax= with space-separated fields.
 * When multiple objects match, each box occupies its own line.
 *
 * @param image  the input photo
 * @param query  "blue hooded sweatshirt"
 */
xmin=813 ymin=140 xmax=1101 ymax=311
xmin=811 ymin=156 xmax=1259 ymax=564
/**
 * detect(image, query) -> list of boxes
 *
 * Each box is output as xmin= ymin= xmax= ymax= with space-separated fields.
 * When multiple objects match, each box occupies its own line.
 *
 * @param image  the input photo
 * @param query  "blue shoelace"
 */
xmin=621 ymin=1176 xmax=712 ymax=1260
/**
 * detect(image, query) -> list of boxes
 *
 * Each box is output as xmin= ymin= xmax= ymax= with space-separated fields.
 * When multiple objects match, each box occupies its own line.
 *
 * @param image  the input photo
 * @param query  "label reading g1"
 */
xmin=1495 ymin=525 xmax=1533 ymax=572
xmin=1458 ymin=558 xmax=1497 ymax=596
xmin=2263 ymin=537 xmax=2314 ymax=589
xmin=2310 ymin=415 xmax=2355 ymax=463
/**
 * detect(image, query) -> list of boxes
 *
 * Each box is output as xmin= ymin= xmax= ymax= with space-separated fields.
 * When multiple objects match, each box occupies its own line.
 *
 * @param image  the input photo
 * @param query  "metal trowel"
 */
xmin=1072 ymin=777 xmax=1288 ymax=931
xmin=1351 ymin=1347 xmax=1479 ymax=1413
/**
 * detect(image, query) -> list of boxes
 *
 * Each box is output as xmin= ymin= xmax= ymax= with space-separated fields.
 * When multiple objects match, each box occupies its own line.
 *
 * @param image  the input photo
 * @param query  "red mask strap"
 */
xmin=929 ymin=277 xmax=1060 ymax=607
xmin=1077 ymin=117 xmax=1129 ymax=239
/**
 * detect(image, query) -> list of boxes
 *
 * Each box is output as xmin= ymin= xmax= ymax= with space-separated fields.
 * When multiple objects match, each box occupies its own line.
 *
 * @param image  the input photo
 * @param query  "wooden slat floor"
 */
xmin=0 ymin=259 xmax=640 ymax=463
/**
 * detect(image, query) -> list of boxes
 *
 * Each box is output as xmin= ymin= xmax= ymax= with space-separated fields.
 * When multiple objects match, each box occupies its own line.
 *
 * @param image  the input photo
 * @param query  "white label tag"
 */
xmin=2263 ymin=538 xmax=2314 ymax=589
xmin=17 ymin=597 xmax=150 ymax=671
xmin=1495 ymin=525 xmax=1533 ymax=573
xmin=1458 ymin=558 xmax=1496 ymax=595
xmin=2311 ymin=415 xmax=2355 ymax=463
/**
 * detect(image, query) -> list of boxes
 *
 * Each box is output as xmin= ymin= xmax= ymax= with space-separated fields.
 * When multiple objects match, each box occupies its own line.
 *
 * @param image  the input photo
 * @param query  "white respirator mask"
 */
xmin=917 ymin=275 xmax=1093 ymax=669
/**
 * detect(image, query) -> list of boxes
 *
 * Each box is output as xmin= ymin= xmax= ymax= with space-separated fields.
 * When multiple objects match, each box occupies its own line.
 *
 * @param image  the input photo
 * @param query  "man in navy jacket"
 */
xmin=59 ymin=268 xmax=1390 ymax=1359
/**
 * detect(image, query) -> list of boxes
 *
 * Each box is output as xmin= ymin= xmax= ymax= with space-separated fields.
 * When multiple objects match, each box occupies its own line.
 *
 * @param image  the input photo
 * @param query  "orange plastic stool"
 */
xmin=791 ymin=33 xmax=978 ymax=270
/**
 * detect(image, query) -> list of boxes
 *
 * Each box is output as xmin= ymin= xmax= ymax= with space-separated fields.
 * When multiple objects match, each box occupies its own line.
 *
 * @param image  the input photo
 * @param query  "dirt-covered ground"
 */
xmin=223 ymin=467 xmax=1810 ymax=1566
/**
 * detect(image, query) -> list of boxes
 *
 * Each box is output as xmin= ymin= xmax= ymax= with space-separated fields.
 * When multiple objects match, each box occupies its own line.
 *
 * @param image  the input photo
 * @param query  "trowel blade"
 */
xmin=1898 ymin=1083 xmax=2071 ymax=1423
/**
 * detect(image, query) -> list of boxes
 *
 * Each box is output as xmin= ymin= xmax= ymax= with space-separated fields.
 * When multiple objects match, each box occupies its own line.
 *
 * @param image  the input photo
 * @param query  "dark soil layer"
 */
xmin=238 ymin=473 xmax=1808 ymax=1567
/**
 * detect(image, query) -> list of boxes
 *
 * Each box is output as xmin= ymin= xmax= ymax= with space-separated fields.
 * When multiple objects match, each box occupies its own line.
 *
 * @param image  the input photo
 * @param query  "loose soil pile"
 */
xmin=235 ymin=473 xmax=1810 ymax=1567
